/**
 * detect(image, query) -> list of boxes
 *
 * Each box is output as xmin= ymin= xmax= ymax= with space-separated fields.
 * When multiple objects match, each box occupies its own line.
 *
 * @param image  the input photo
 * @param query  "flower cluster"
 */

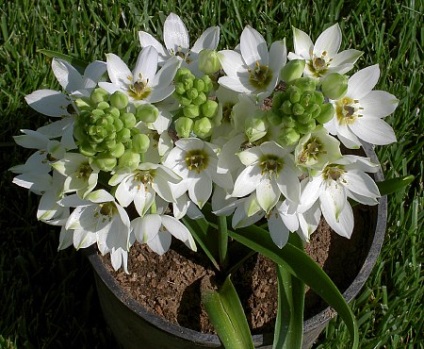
xmin=11 ymin=15 xmax=398 ymax=272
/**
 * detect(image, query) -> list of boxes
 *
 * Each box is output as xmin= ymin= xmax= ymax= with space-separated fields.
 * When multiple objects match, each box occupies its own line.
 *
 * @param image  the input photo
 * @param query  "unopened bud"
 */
xmin=321 ymin=73 xmax=348 ymax=100
xmin=193 ymin=117 xmax=213 ymax=138
xmin=110 ymin=91 xmax=129 ymax=109
xmin=90 ymin=88 xmax=109 ymax=104
xmin=110 ymin=142 xmax=125 ymax=158
xmin=118 ymin=151 xmax=140 ymax=170
xmin=278 ymin=128 xmax=300 ymax=146
xmin=121 ymin=112 xmax=136 ymax=128
xmin=183 ymin=104 xmax=200 ymax=118
xmin=315 ymin=103 xmax=335 ymax=124
xmin=136 ymin=104 xmax=159 ymax=123
xmin=200 ymin=100 xmax=218 ymax=118
xmin=280 ymin=59 xmax=305 ymax=82
xmin=94 ymin=153 xmax=117 ymax=172
xmin=245 ymin=117 xmax=267 ymax=143
xmin=132 ymin=133 xmax=150 ymax=154
xmin=198 ymin=49 xmax=222 ymax=75
xmin=175 ymin=117 xmax=194 ymax=138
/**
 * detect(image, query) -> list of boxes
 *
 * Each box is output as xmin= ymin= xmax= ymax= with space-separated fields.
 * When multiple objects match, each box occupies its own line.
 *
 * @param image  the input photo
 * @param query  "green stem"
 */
xmin=217 ymin=215 xmax=229 ymax=269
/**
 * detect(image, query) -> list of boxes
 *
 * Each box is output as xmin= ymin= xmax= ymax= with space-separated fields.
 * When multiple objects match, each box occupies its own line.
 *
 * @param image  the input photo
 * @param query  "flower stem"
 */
xmin=217 ymin=215 xmax=229 ymax=269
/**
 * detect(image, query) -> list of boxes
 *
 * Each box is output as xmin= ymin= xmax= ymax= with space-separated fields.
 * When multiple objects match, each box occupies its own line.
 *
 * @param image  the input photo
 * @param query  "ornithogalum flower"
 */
xmin=288 ymin=24 xmax=363 ymax=79
xmin=218 ymin=26 xmax=287 ymax=101
xmin=324 ymin=64 xmax=398 ymax=148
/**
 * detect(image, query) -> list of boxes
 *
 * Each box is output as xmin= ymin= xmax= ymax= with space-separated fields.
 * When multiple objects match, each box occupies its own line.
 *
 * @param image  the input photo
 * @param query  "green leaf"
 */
xmin=228 ymin=225 xmax=359 ymax=349
xmin=273 ymin=234 xmax=305 ymax=349
xmin=202 ymin=275 xmax=255 ymax=349
xmin=377 ymin=175 xmax=414 ymax=196
xmin=182 ymin=217 xmax=220 ymax=270
xmin=37 ymin=49 xmax=88 ymax=73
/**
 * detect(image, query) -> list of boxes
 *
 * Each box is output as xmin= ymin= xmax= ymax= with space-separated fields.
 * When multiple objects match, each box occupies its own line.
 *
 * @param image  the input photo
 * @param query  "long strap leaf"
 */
xmin=202 ymin=275 xmax=255 ymax=349
xmin=228 ymin=224 xmax=359 ymax=349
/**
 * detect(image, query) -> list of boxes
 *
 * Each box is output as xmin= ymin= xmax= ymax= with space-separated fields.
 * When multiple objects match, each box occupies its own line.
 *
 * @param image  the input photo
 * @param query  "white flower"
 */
xmin=109 ymin=162 xmax=182 ymax=217
xmin=218 ymin=26 xmax=287 ymax=101
xmin=52 ymin=153 xmax=99 ymax=198
xmin=232 ymin=141 xmax=301 ymax=213
xmin=163 ymin=138 xmax=232 ymax=208
xmin=99 ymin=47 xmax=180 ymax=104
xmin=131 ymin=213 xmax=196 ymax=255
xmin=288 ymin=24 xmax=363 ymax=78
xmin=324 ymin=64 xmax=398 ymax=148
xmin=62 ymin=190 xmax=131 ymax=271
xmin=299 ymin=155 xmax=380 ymax=238
xmin=138 ymin=13 xmax=220 ymax=71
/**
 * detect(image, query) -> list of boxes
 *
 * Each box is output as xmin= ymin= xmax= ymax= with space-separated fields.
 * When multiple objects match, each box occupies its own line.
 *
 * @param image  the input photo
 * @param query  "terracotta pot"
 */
xmin=86 ymin=143 xmax=387 ymax=349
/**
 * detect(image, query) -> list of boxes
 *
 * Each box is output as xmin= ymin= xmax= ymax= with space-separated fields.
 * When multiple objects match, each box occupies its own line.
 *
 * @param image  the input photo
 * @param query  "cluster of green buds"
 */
xmin=73 ymin=89 xmax=156 ymax=172
xmin=269 ymin=77 xmax=334 ymax=146
xmin=173 ymin=68 xmax=218 ymax=139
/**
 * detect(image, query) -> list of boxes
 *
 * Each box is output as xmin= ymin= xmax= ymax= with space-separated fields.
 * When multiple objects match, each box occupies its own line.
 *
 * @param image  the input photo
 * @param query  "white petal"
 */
xmin=13 ymin=129 xmax=49 ymax=149
xmin=256 ymin=178 xmax=280 ymax=213
xmin=349 ymin=117 xmax=397 ymax=145
xmin=105 ymin=53 xmax=132 ymax=89
xmin=150 ymin=56 xmax=180 ymax=89
xmin=147 ymin=231 xmax=172 ymax=255
xmin=58 ymin=226 xmax=73 ymax=250
xmin=115 ymin=181 xmax=135 ymax=207
xmin=85 ymin=189 xmax=114 ymax=203
xmin=240 ymin=26 xmax=268 ymax=66
xmin=292 ymin=27 xmax=313 ymax=59
xmin=83 ymin=60 xmax=107 ymax=90
xmin=314 ymin=23 xmax=341 ymax=56
xmin=218 ymin=76 xmax=252 ymax=94
xmin=110 ymin=248 xmax=129 ymax=273
xmin=25 ymin=90 xmax=71 ymax=117
xmin=189 ymin=175 xmax=212 ymax=208
xmin=191 ymin=26 xmax=220 ymax=53
xmin=162 ymin=215 xmax=196 ymax=251
xmin=360 ymin=91 xmax=399 ymax=118
xmin=347 ymin=64 xmax=380 ymax=99
xmin=324 ymin=201 xmax=354 ymax=238
xmin=164 ymin=13 xmax=190 ymax=52
xmin=133 ymin=46 xmax=158 ymax=83
xmin=337 ymin=124 xmax=362 ymax=149
xmin=132 ymin=214 xmax=161 ymax=243
xmin=232 ymin=166 xmax=262 ymax=197
xmin=330 ymin=49 xmax=363 ymax=67
xmin=320 ymin=184 xmax=346 ymax=221
xmin=277 ymin=162 xmax=301 ymax=203
xmin=73 ymin=228 xmax=97 ymax=249
xmin=269 ymin=39 xmax=287 ymax=74
xmin=344 ymin=170 xmax=380 ymax=199
xmin=268 ymin=211 xmax=290 ymax=248
xmin=138 ymin=31 xmax=168 ymax=59
xmin=299 ymin=176 xmax=322 ymax=212
xmin=52 ymin=58 xmax=83 ymax=93
xmin=237 ymin=147 xmax=262 ymax=166
xmin=218 ymin=50 xmax=246 ymax=77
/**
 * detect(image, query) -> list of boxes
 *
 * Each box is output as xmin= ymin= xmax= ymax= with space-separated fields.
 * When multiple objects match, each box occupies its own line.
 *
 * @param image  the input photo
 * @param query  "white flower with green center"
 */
xmin=163 ymin=138 xmax=232 ymax=208
xmin=62 ymin=189 xmax=131 ymax=271
xmin=218 ymin=26 xmax=287 ymax=101
xmin=294 ymin=126 xmax=342 ymax=172
xmin=232 ymin=141 xmax=301 ymax=214
xmin=324 ymin=64 xmax=398 ymax=148
xmin=299 ymin=155 xmax=380 ymax=238
xmin=138 ymin=13 xmax=220 ymax=73
xmin=288 ymin=24 xmax=363 ymax=79
xmin=131 ymin=213 xmax=196 ymax=255
xmin=99 ymin=47 xmax=180 ymax=104
xmin=52 ymin=153 xmax=99 ymax=198
xmin=109 ymin=162 xmax=182 ymax=217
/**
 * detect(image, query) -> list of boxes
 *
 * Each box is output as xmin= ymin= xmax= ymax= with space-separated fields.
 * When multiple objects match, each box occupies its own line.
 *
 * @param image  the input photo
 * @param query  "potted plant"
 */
xmin=10 ymin=13 xmax=408 ymax=349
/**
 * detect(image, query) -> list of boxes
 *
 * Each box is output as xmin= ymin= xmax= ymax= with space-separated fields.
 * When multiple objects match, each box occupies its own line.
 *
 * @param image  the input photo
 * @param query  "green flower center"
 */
xmin=308 ymin=51 xmax=331 ymax=77
xmin=185 ymin=149 xmax=209 ymax=173
xmin=299 ymin=137 xmax=325 ymax=164
xmin=76 ymin=162 xmax=92 ymax=180
xmin=134 ymin=169 xmax=156 ymax=186
xmin=336 ymin=97 xmax=361 ymax=125
xmin=249 ymin=61 xmax=273 ymax=89
xmin=259 ymin=154 xmax=283 ymax=176
xmin=99 ymin=202 xmax=117 ymax=217
xmin=128 ymin=75 xmax=151 ymax=100
xmin=323 ymin=165 xmax=345 ymax=181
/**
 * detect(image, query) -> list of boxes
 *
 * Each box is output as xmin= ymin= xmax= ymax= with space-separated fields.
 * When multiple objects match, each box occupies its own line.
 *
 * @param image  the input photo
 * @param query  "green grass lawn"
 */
xmin=1 ymin=0 xmax=423 ymax=348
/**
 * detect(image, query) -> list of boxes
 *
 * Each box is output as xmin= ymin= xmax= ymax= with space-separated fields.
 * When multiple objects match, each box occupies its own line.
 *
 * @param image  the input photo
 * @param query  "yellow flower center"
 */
xmin=185 ymin=149 xmax=209 ymax=173
xmin=128 ymin=74 xmax=152 ymax=100
xmin=298 ymin=137 xmax=325 ymax=164
xmin=335 ymin=97 xmax=362 ymax=125
xmin=259 ymin=154 xmax=283 ymax=176
xmin=323 ymin=165 xmax=345 ymax=182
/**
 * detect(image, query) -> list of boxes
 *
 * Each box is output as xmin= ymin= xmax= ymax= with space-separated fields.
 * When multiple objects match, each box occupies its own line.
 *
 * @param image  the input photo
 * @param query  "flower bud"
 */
xmin=198 ymin=49 xmax=222 ymax=74
xmin=97 ymin=101 xmax=110 ymax=110
xmin=315 ymin=103 xmax=335 ymax=124
xmin=187 ymin=88 xmax=199 ymax=100
xmin=296 ymin=120 xmax=316 ymax=134
xmin=90 ymin=88 xmax=109 ymax=104
xmin=245 ymin=117 xmax=267 ymax=143
xmin=321 ymin=73 xmax=348 ymax=100
xmin=278 ymin=128 xmax=300 ymax=146
xmin=136 ymin=104 xmax=159 ymax=123
xmin=94 ymin=153 xmax=117 ymax=172
xmin=280 ymin=59 xmax=305 ymax=82
xmin=193 ymin=117 xmax=213 ymax=138
xmin=192 ymin=92 xmax=207 ymax=106
xmin=118 ymin=151 xmax=140 ymax=170
xmin=132 ymin=133 xmax=150 ymax=153
xmin=117 ymin=128 xmax=131 ymax=143
xmin=121 ymin=112 xmax=136 ymax=128
xmin=200 ymin=100 xmax=218 ymax=118
xmin=293 ymin=77 xmax=316 ymax=92
xmin=175 ymin=117 xmax=194 ymax=138
xmin=110 ymin=91 xmax=129 ymax=109
xmin=110 ymin=142 xmax=125 ymax=158
xmin=183 ymin=104 xmax=200 ymax=118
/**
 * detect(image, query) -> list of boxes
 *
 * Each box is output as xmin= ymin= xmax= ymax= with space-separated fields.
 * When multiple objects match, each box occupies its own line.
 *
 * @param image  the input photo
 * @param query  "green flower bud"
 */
xmin=200 ymin=100 xmax=218 ymax=118
xmin=179 ymin=96 xmax=192 ymax=106
xmin=315 ymin=103 xmax=335 ymax=124
xmin=94 ymin=153 xmax=117 ymax=172
xmin=117 ymin=128 xmax=131 ymax=143
xmin=201 ymin=75 xmax=213 ymax=92
xmin=110 ymin=142 xmax=125 ymax=158
xmin=300 ymin=92 xmax=313 ymax=107
xmin=314 ymin=91 xmax=325 ymax=105
xmin=97 ymin=101 xmax=110 ymax=110
xmin=193 ymin=117 xmax=213 ymax=138
xmin=108 ymin=106 xmax=120 ymax=119
xmin=136 ymin=104 xmax=159 ymax=123
xmin=75 ymin=98 xmax=91 ymax=110
xmin=198 ymin=49 xmax=222 ymax=74
xmin=321 ymin=73 xmax=348 ymax=100
xmin=278 ymin=128 xmax=300 ymax=146
xmin=91 ymin=108 xmax=105 ymax=118
xmin=105 ymin=139 xmax=117 ymax=150
xmin=175 ymin=117 xmax=193 ymax=138
xmin=90 ymin=88 xmax=109 ymax=104
xmin=289 ymin=86 xmax=301 ymax=103
xmin=192 ymin=92 xmax=207 ymax=106
xmin=193 ymin=78 xmax=205 ymax=92
xmin=292 ymin=103 xmax=305 ymax=116
xmin=281 ymin=100 xmax=292 ymax=115
xmin=114 ymin=118 xmax=124 ymax=132
xmin=132 ymin=133 xmax=150 ymax=154
xmin=175 ymin=82 xmax=186 ymax=95
xmin=110 ymin=91 xmax=129 ymax=109
xmin=118 ymin=151 xmax=140 ymax=170
xmin=121 ymin=112 xmax=136 ymax=128
xmin=187 ymin=88 xmax=199 ymax=100
xmin=294 ymin=77 xmax=316 ymax=92
xmin=245 ymin=117 xmax=267 ymax=143
xmin=183 ymin=104 xmax=200 ymax=118
xmin=79 ymin=143 xmax=97 ymax=157
xmin=296 ymin=120 xmax=316 ymax=134
xmin=280 ymin=59 xmax=305 ymax=83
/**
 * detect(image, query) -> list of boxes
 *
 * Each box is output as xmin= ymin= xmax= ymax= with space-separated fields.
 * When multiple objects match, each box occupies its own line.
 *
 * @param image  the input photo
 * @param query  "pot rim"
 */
xmin=86 ymin=142 xmax=387 ymax=346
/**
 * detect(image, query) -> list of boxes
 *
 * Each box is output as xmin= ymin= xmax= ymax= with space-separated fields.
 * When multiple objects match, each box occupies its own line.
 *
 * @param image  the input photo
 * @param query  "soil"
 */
xmin=101 ymin=204 xmax=376 ymax=335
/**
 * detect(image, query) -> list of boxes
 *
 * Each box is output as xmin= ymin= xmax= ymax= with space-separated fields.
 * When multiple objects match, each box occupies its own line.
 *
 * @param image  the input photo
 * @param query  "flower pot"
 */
xmin=85 ymin=143 xmax=387 ymax=349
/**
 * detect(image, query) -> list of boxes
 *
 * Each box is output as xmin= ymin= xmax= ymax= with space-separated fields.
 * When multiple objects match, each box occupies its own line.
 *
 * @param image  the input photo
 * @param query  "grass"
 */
xmin=1 ymin=0 xmax=423 ymax=348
